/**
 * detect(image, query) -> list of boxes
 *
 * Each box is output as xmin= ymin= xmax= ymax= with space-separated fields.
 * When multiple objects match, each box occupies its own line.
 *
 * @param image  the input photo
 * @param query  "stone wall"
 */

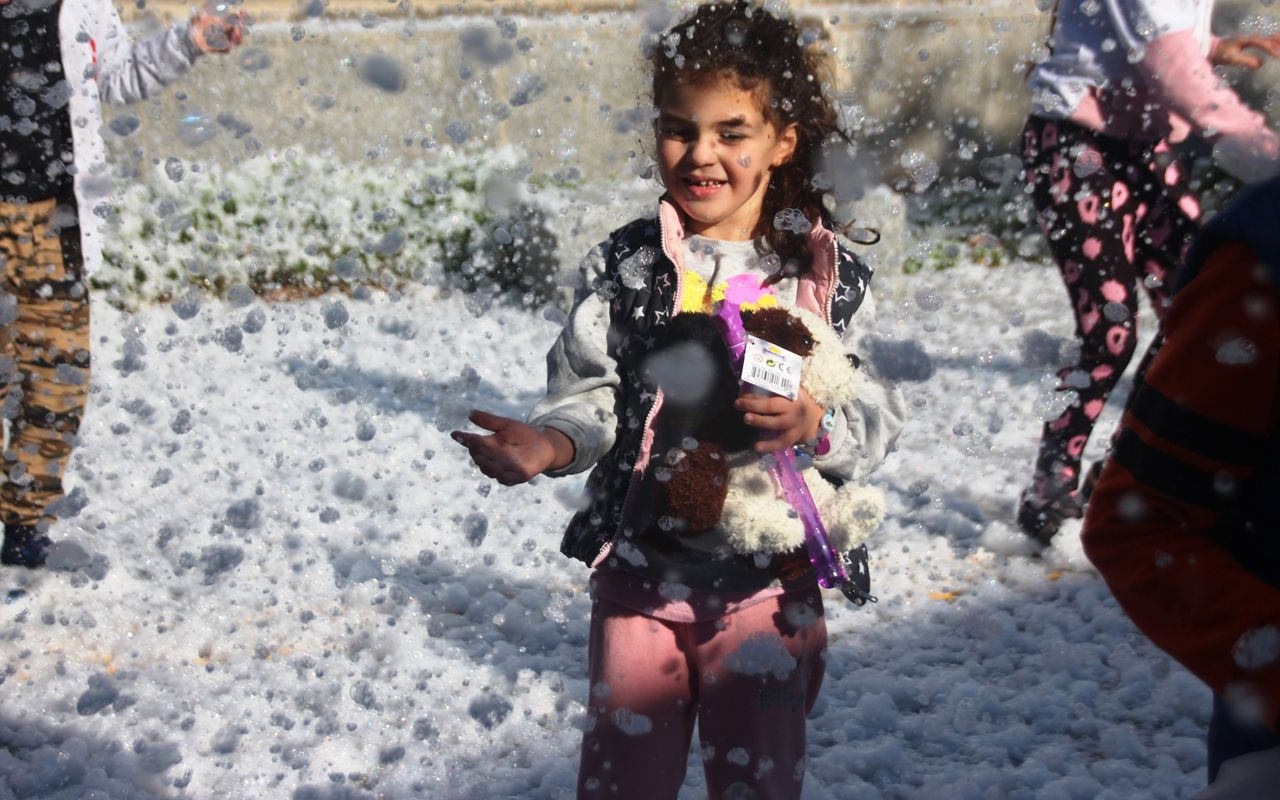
xmin=128 ymin=0 xmax=1012 ymax=24
xmin=109 ymin=0 xmax=1274 ymax=184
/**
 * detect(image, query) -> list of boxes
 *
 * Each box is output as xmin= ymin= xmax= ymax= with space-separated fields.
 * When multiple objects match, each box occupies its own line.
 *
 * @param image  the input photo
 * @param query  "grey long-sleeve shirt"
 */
xmin=528 ymin=233 xmax=906 ymax=591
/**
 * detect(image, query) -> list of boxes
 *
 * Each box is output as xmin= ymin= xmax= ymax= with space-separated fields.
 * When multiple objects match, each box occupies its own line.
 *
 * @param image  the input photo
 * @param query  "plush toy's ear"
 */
xmin=742 ymin=307 xmax=814 ymax=357
xmin=655 ymin=442 xmax=731 ymax=534
xmin=790 ymin=306 xmax=861 ymax=410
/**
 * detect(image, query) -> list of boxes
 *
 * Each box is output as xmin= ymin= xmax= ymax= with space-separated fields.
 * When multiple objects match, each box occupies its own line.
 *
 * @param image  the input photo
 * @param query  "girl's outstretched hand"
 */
xmin=1212 ymin=34 xmax=1280 ymax=69
xmin=451 ymin=410 xmax=574 ymax=485
xmin=736 ymin=389 xmax=823 ymax=454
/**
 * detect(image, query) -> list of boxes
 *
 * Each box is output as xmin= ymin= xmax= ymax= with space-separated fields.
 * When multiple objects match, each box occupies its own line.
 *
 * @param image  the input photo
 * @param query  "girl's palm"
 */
xmin=452 ymin=411 xmax=557 ymax=485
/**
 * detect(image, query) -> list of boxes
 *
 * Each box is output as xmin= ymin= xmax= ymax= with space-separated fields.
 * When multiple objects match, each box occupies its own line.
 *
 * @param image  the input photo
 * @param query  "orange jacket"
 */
xmin=1083 ymin=238 xmax=1280 ymax=729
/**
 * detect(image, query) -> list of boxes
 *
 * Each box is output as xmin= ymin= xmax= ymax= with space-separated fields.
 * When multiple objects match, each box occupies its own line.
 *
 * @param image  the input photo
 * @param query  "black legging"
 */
xmin=1022 ymin=116 xmax=1200 ymax=499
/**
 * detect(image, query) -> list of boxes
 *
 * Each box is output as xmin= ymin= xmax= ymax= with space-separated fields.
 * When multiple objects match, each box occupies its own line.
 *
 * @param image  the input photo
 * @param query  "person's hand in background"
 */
xmin=189 ymin=2 xmax=246 ymax=54
xmin=1212 ymin=34 xmax=1280 ymax=70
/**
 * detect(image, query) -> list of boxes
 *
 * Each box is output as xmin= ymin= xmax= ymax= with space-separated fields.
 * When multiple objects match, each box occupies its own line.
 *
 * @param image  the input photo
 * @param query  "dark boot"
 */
xmin=1 ymin=523 xmax=51 ymax=568
xmin=1016 ymin=486 xmax=1083 ymax=546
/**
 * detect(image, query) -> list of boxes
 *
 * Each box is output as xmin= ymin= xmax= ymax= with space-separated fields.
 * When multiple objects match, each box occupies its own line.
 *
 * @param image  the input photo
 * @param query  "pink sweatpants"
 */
xmin=577 ymin=586 xmax=827 ymax=799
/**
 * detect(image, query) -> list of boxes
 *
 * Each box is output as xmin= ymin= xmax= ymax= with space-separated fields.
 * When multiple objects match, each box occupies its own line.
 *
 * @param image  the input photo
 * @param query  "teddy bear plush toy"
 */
xmin=643 ymin=305 xmax=885 ymax=560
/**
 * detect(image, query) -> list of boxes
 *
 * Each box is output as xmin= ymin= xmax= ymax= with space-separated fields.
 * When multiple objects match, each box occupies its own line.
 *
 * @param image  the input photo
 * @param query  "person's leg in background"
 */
xmin=1019 ymin=118 xmax=1151 ymax=543
xmin=1076 ymin=139 xmax=1203 ymax=503
xmin=0 ymin=194 xmax=90 ymax=568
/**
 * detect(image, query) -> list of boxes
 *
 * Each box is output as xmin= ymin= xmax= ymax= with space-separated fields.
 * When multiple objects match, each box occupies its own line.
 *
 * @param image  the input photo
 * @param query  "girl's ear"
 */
xmin=772 ymin=123 xmax=799 ymax=168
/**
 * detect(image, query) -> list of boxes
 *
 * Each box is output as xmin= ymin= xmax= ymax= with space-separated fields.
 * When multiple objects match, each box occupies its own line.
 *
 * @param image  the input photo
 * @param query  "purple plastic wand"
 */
xmin=712 ymin=300 xmax=850 ymax=591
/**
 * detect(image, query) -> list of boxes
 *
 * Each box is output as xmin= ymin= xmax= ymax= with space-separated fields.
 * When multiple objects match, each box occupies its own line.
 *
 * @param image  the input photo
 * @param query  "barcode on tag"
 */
xmin=742 ymin=335 xmax=803 ymax=400
xmin=747 ymin=364 xmax=797 ymax=397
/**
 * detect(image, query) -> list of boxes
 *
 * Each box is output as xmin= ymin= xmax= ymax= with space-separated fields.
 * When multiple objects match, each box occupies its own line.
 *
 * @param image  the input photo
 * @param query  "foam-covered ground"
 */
xmin=0 ymin=200 xmax=1201 ymax=799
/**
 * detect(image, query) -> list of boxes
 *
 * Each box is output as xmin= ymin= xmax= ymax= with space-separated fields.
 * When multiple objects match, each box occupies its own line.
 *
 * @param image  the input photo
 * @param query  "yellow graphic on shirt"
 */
xmin=681 ymin=271 xmax=779 ymax=314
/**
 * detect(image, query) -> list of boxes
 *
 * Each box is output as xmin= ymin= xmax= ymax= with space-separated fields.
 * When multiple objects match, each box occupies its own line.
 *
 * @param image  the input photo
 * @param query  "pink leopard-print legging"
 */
xmin=1021 ymin=116 xmax=1201 ymax=499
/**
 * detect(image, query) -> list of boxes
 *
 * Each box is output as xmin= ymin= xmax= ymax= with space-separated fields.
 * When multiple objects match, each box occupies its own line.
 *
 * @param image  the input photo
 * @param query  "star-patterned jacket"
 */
xmin=528 ymin=197 xmax=906 ymax=568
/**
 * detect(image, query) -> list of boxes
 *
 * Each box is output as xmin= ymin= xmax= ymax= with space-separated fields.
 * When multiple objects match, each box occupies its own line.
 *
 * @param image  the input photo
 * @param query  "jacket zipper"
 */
xmin=823 ymin=235 xmax=839 ymax=324
xmin=595 ymin=208 xmax=683 ymax=565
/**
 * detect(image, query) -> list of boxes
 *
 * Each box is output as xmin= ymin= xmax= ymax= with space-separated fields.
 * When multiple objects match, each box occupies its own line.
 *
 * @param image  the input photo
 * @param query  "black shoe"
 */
xmin=1 ymin=523 xmax=51 ymax=568
xmin=1017 ymin=487 xmax=1083 ymax=546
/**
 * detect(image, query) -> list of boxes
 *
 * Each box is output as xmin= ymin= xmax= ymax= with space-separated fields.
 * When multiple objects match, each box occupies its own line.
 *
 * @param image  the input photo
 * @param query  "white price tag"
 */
xmin=742 ymin=335 xmax=802 ymax=400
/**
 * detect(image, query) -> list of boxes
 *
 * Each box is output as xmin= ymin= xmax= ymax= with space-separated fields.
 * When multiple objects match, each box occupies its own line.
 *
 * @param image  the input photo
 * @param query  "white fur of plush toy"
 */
xmin=717 ymin=306 xmax=886 ymax=555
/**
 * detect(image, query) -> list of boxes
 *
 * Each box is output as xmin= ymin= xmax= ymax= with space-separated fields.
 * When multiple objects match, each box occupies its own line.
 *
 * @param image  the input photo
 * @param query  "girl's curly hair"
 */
xmin=651 ymin=1 xmax=850 ymax=277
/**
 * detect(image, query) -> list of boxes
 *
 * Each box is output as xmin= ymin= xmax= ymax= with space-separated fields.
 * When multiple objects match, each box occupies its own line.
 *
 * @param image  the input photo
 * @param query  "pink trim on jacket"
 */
xmin=657 ymin=198 xmax=840 ymax=320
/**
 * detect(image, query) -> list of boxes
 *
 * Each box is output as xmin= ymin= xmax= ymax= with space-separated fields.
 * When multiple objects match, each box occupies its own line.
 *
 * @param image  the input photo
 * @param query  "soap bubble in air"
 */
xmin=978 ymin=153 xmax=1021 ymax=185
xmin=1073 ymin=148 xmax=1102 ymax=177
xmin=108 ymin=115 xmax=140 ymax=137
xmin=900 ymin=150 xmax=939 ymax=190
xmin=725 ymin=19 xmax=748 ymax=46
xmin=914 ymin=286 xmax=943 ymax=312
xmin=774 ymin=208 xmax=811 ymax=234
xmin=323 ymin=301 xmax=349 ymax=330
xmin=236 ymin=47 xmax=272 ymax=73
xmin=359 ymin=54 xmax=407 ymax=93
xmin=508 ymin=73 xmax=547 ymax=107
xmin=618 ymin=246 xmax=657 ymax=290
xmin=177 ymin=113 xmax=219 ymax=147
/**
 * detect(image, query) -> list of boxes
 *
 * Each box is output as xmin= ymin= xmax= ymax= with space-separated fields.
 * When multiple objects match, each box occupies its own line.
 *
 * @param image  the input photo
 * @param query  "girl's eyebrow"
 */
xmin=657 ymin=111 xmax=752 ymax=128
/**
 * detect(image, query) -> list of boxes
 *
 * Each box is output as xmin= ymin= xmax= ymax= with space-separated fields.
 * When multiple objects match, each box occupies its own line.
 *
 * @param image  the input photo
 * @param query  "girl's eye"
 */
xmin=721 ymin=132 xmax=745 ymax=142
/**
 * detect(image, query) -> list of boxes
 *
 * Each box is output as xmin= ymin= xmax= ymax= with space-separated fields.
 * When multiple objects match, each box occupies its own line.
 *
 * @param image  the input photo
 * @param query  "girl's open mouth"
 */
xmin=684 ymin=178 xmax=726 ymax=199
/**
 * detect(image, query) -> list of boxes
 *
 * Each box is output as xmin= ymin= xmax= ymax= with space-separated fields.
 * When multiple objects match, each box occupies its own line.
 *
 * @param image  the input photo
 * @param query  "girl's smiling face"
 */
xmin=656 ymin=77 xmax=797 ymax=241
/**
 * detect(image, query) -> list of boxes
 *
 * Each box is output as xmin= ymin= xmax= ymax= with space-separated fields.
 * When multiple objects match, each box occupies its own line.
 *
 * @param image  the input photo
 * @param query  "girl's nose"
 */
xmin=687 ymin=134 xmax=716 ymax=166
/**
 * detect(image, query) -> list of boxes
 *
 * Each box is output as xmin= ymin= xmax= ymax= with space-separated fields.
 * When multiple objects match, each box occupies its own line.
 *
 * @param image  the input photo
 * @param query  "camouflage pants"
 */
xmin=0 ymin=196 xmax=90 ymax=526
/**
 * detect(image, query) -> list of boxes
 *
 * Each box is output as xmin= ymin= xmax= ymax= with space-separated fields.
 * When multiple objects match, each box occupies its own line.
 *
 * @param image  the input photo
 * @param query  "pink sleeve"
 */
xmin=1140 ymin=29 xmax=1279 ymax=181
xmin=1141 ymin=30 xmax=1268 ymax=139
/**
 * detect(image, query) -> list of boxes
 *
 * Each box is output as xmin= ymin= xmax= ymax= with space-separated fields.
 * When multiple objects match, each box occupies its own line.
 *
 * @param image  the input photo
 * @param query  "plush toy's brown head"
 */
xmin=742 ymin=307 xmax=814 ymax=358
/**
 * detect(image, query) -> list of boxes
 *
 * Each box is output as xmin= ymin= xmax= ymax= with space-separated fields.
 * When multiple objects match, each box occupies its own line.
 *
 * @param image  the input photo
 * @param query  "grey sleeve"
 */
xmin=96 ymin=22 xmax=202 ymax=106
xmin=526 ymin=242 xmax=621 ymax=476
xmin=815 ymin=290 xmax=907 ymax=482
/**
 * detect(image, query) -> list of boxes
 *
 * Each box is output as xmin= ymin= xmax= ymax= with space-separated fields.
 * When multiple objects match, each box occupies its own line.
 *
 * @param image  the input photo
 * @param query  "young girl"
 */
xmin=1018 ymin=0 xmax=1280 ymax=544
xmin=453 ymin=3 xmax=904 ymax=796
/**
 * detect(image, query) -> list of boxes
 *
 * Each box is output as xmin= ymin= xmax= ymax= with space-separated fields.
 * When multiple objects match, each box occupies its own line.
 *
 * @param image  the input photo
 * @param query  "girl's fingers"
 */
xmin=736 ymin=394 xmax=790 ymax=414
xmin=468 ymin=409 xmax=514 ymax=432
xmin=753 ymin=423 xmax=808 ymax=453
xmin=743 ymin=412 xmax=791 ymax=430
xmin=450 ymin=431 xmax=481 ymax=449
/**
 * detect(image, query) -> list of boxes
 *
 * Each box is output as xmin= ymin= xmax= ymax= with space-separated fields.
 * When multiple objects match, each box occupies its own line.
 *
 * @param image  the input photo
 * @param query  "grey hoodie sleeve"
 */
xmin=95 ymin=16 xmax=202 ymax=106
xmin=815 ymin=290 xmax=906 ymax=482
xmin=526 ymin=242 xmax=621 ymax=476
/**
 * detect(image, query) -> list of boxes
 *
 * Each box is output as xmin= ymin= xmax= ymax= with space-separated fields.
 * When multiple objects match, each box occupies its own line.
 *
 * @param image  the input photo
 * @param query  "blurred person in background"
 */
xmin=1083 ymin=176 xmax=1280 ymax=795
xmin=1018 ymin=0 xmax=1280 ymax=545
xmin=0 ymin=0 xmax=243 ymax=567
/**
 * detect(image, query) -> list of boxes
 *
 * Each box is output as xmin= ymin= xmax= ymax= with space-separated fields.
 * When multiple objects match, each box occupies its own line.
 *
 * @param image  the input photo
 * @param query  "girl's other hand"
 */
xmin=736 ymin=389 xmax=823 ymax=454
xmin=451 ymin=410 xmax=573 ymax=485
xmin=1212 ymin=35 xmax=1280 ymax=70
